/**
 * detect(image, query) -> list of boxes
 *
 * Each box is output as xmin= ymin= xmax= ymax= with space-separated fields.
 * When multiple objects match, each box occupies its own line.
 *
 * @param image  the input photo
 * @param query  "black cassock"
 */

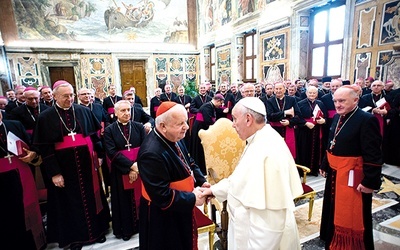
xmin=190 ymin=101 xmax=216 ymax=175
xmin=296 ymin=99 xmax=327 ymax=175
xmin=33 ymin=104 xmax=110 ymax=248
xmin=319 ymin=108 xmax=382 ymax=249
xmin=384 ymin=90 xmax=400 ymax=165
xmin=0 ymin=120 xmax=46 ymax=250
xmin=138 ymin=130 xmax=206 ymax=250
xmin=104 ymin=121 xmax=146 ymax=238
xmin=9 ymin=103 xmax=49 ymax=140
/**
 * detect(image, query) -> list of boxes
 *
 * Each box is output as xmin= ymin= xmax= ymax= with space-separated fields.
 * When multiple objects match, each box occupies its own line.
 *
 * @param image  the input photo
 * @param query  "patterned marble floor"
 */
xmin=45 ymin=164 xmax=400 ymax=250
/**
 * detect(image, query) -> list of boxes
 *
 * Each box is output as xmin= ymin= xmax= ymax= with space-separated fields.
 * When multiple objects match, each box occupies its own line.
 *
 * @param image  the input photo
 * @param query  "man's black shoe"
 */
xmin=96 ymin=235 xmax=106 ymax=243
xmin=70 ymin=243 xmax=82 ymax=250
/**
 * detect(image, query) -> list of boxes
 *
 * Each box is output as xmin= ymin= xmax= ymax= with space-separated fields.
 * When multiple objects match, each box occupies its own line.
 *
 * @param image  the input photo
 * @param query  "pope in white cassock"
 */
xmin=201 ymin=97 xmax=303 ymax=250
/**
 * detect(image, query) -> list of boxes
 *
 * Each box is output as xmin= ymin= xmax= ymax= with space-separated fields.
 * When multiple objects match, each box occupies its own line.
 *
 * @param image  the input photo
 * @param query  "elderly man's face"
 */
xmin=165 ymin=85 xmax=172 ymax=93
xmin=16 ymin=89 xmax=26 ymax=102
xmin=78 ymin=90 xmax=91 ymax=105
xmin=265 ymin=85 xmax=274 ymax=96
xmin=41 ymin=88 xmax=53 ymax=101
xmin=115 ymin=102 xmax=131 ymax=123
xmin=230 ymin=85 xmax=237 ymax=93
xmin=161 ymin=108 xmax=189 ymax=142
xmin=0 ymin=99 xmax=7 ymax=109
xmin=330 ymin=80 xmax=342 ymax=94
xmin=243 ymin=85 xmax=255 ymax=97
xmin=232 ymin=105 xmax=250 ymax=140
xmin=333 ymin=88 xmax=358 ymax=116
xmin=274 ymin=83 xmax=285 ymax=98
xmin=370 ymin=81 xmax=384 ymax=95
xmin=220 ymin=84 xmax=227 ymax=93
xmin=306 ymin=88 xmax=318 ymax=101
xmin=199 ymin=85 xmax=207 ymax=95
xmin=178 ymin=88 xmax=185 ymax=96
xmin=124 ymin=94 xmax=135 ymax=106
xmin=25 ymin=91 xmax=40 ymax=108
xmin=54 ymin=86 xmax=75 ymax=109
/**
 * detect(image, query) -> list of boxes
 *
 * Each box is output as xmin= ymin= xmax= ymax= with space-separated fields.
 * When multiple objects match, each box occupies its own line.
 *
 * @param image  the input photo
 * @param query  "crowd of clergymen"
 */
xmin=0 ymin=76 xmax=399 ymax=250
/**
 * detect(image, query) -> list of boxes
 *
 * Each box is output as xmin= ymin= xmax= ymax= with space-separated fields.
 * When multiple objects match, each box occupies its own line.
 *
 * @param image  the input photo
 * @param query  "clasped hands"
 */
xmin=193 ymin=182 xmax=214 ymax=206
xmin=128 ymin=162 xmax=139 ymax=183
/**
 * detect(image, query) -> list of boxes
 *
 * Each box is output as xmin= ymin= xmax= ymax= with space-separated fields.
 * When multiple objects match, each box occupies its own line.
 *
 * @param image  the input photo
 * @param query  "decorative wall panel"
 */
xmin=7 ymin=55 xmax=41 ymax=88
xmin=357 ymin=7 xmax=376 ymax=48
xmin=80 ymin=54 xmax=113 ymax=100
xmin=379 ymin=0 xmax=400 ymax=45
xmin=216 ymin=44 xmax=231 ymax=85
xmin=154 ymin=54 xmax=199 ymax=91
xmin=354 ymin=52 xmax=371 ymax=79
xmin=263 ymin=34 xmax=286 ymax=61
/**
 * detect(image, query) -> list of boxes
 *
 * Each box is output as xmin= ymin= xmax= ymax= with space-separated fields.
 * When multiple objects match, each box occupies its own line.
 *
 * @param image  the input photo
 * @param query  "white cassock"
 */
xmin=211 ymin=124 xmax=303 ymax=250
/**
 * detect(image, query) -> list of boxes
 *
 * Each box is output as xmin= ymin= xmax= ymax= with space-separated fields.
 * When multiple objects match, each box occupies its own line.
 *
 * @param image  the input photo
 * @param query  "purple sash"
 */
xmin=328 ymin=110 xmax=336 ymax=118
xmin=196 ymin=112 xmax=204 ymax=121
xmin=107 ymin=107 xmax=115 ymax=115
xmin=269 ymin=121 xmax=296 ymax=159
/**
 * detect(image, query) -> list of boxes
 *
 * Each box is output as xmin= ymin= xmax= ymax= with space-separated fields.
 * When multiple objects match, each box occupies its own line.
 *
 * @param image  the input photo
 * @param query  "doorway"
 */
xmin=49 ymin=67 xmax=76 ymax=90
xmin=48 ymin=66 xmax=76 ymax=102
xmin=119 ymin=60 xmax=147 ymax=107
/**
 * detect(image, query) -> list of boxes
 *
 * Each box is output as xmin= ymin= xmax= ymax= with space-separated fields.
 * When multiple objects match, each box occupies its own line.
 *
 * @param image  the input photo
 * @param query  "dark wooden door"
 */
xmin=49 ymin=67 xmax=76 ymax=102
xmin=119 ymin=60 xmax=147 ymax=107
xmin=49 ymin=67 xmax=76 ymax=90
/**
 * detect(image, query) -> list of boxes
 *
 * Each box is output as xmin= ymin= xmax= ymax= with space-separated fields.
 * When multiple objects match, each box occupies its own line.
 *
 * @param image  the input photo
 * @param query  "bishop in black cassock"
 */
xmin=319 ymin=86 xmax=382 ymax=250
xmin=33 ymin=82 xmax=110 ymax=249
xmin=0 ymin=112 xmax=46 ymax=250
xmin=138 ymin=102 xmax=207 ymax=250
xmin=104 ymin=102 xmax=146 ymax=240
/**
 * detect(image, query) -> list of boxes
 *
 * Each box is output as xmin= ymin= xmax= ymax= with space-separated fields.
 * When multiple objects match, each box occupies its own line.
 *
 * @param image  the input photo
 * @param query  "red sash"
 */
xmin=0 ymin=157 xmax=46 ymax=250
xmin=327 ymin=152 xmax=365 ymax=250
xmin=54 ymin=134 xmax=103 ymax=214
xmin=269 ymin=121 xmax=296 ymax=158
xmin=141 ymin=175 xmax=198 ymax=250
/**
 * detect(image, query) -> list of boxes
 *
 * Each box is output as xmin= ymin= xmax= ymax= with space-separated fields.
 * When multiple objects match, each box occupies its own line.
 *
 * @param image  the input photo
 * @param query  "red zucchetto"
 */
xmin=156 ymin=101 xmax=177 ymax=117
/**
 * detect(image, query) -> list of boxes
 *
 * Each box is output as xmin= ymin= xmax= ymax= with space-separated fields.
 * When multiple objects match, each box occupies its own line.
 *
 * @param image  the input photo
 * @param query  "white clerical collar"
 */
xmin=56 ymin=103 xmax=71 ymax=111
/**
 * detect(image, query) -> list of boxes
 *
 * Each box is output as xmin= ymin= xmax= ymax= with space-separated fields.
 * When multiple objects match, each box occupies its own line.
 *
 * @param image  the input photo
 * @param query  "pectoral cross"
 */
xmin=68 ymin=131 xmax=76 ymax=141
xmin=4 ymin=153 xmax=13 ymax=164
xmin=329 ymin=139 xmax=336 ymax=150
xmin=125 ymin=143 xmax=132 ymax=151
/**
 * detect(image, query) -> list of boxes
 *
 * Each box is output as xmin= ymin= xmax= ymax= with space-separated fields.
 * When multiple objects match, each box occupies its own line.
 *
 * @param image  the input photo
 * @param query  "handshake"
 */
xmin=193 ymin=183 xmax=214 ymax=206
